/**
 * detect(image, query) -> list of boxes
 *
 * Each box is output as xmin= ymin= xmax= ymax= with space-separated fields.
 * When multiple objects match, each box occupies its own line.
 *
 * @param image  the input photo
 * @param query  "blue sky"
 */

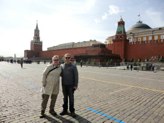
xmin=0 ymin=0 xmax=164 ymax=57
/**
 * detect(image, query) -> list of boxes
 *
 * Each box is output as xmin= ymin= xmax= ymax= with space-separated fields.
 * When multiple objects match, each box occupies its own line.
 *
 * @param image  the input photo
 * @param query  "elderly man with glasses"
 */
xmin=60 ymin=53 xmax=79 ymax=118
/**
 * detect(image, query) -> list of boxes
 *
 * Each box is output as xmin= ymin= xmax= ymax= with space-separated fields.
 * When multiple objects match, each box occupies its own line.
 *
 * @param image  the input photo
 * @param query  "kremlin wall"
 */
xmin=24 ymin=18 xmax=164 ymax=65
xmin=106 ymin=18 xmax=164 ymax=62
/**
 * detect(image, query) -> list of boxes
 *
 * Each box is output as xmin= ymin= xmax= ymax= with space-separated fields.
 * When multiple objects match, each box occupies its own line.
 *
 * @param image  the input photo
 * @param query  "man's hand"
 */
xmin=73 ymin=86 xmax=77 ymax=91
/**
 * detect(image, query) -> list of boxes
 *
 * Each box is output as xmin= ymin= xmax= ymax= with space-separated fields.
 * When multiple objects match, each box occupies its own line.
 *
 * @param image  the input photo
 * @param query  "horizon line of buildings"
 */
xmin=23 ymin=17 xmax=164 ymax=65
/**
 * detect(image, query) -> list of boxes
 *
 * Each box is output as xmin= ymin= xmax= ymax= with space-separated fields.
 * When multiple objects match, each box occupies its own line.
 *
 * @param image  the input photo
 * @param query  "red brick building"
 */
xmin=24 ymin=23 xmax=120 ymax=65
xmin=24 ymin=19 xmax=164 ymax=64
xmin=106 ymin=18 xmax=164 ymax=62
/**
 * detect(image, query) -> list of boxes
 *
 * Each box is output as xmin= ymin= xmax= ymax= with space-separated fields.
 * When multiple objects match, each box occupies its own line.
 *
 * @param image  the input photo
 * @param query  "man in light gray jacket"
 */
xmin=60 ymin=53 xmax=79 ymax=118
xmin=40 ymin=55 xmax=61 ymax=118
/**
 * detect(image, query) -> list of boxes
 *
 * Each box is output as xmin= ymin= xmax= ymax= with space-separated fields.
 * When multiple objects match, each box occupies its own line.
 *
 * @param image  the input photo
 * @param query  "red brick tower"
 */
xmin=112 ymin=18 xmax=129 ymax=61
xmin=30 ymin=22 xmax=42 ymax=52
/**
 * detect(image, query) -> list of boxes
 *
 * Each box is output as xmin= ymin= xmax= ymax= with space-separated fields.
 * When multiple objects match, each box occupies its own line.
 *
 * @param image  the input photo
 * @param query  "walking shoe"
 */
xmin=49 ymin=110 xmax=57 ymax=116
xmin=70 ymin=112 xmax=76 ymax=118
xmin=60 ymin=111 xmax=68 ymax=115
xmin=40 ymin=110 xmax=45 ymax=118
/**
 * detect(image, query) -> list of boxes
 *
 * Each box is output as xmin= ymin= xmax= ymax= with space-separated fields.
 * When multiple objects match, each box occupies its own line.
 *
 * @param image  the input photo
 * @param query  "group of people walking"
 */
xmin=40 ymin=53 xmax=78 ymax=118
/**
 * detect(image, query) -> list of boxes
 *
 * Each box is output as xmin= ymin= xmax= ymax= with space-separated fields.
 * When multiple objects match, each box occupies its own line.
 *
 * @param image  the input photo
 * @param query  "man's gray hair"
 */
xmin=52 ymin=55 xmax=59 ymax=61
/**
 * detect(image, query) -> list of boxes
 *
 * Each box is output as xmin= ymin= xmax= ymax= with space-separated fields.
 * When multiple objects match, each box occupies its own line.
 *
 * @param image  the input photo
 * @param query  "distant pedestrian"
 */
xmin=106 ymin=61 xmax=109 ymax=68
xmin=20 ymin=58 xmax=23 ymax=68
xmin=153 ymin=64 xmax=157 ymax=73
xmin=130 ymin=64 xmax=133 ymax=71
xmin=98 ymin=61 xmax=101 ymax=68
xmin=40 ymin=55 xmax=62 ymax=118
xmin=60 ymin=53 xmax=79 ymax=118
xmin=80 ymin=60 xmax=83 ymax=67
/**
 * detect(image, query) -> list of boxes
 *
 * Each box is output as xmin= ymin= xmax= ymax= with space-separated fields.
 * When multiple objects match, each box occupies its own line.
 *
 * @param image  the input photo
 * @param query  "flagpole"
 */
xmin=138 ymin=14 xmax=141 ymax=21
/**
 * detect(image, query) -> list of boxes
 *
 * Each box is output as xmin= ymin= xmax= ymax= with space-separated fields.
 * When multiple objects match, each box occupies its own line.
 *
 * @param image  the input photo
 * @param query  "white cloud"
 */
xmin=102 ymin=13 xmax=108 ymax=20
xmin=83 ymin=0 xmax=96 ymax=11
xmin=108 ymin=5 xmax=122 ymax=15
xmin=145 ymin=9 xmax=164 ymax=27
xmin=94 ymin=19 xmax=100 ymax=24
xmin=95 ymin=4 xmax=123 ymax=23
xmin=52 ymin=0 xmax=96 ymax=15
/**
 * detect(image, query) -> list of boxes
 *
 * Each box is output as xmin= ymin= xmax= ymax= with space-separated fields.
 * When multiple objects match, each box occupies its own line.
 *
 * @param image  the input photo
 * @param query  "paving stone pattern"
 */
xmin=0 ymin=62 xmax=164 ymax=123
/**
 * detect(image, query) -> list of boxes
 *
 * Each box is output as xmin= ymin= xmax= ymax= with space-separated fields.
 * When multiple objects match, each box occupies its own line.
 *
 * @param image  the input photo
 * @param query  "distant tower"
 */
xmin=112 ymin=18 xmax=129 ymax=61
xmin=30 ymin=21 xmax=42 ymax=52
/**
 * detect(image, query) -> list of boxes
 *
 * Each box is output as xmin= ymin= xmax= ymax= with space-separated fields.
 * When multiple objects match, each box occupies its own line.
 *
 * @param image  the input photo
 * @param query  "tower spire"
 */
xmin=33 ymin=20 xmax=40 ymax=41
xmin=116 ymin=17 xmax=126 ymax=34
xmin=30 ymin=21 xmax=42 ymax=52
xmin=36 ymin=20 xmax=39 ymax=30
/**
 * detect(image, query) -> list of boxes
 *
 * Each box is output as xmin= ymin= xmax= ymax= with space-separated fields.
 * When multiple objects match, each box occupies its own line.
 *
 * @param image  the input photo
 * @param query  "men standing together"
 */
xmin=40 ymin=53 xmax=79 ymax=118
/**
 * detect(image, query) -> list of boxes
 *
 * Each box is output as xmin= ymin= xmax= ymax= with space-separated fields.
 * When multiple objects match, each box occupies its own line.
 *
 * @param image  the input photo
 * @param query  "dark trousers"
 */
xmin=62 ymin=85 xmax=75 ymax=113
xmin=41 ymin=94 xmax=57 ymax=111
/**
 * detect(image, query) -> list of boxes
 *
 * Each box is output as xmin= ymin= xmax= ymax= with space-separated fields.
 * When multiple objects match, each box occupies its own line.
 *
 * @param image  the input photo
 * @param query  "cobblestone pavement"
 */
xmin=0 ymin=62 xmax=164 ymax=123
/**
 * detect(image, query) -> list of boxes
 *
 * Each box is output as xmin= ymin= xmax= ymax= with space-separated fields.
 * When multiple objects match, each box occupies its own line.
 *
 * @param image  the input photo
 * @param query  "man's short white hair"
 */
xmin=52 ymin=55 xmax=59 ymax=61
xmin=64 ymin=53 xmax=71 ymax=58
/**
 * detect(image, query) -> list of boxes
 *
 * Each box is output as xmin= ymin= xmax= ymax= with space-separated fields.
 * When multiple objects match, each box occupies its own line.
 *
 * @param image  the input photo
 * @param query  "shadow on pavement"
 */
xmin=73 ymin=114 xmax=91 ymax=123
xmin=44 ymin=114 xmax=73 ymax=123
xmin=43 ymin=114 xmax=91 ymax=123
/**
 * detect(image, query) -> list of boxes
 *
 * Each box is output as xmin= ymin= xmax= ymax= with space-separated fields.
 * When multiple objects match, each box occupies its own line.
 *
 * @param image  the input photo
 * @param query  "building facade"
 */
xmin=106 ymin=18 xmax=164 ymax=62
xmin=24 ymin=19 xmax=164 ymax=64
xmin=24 ymin=23 xmax=120 ymax=65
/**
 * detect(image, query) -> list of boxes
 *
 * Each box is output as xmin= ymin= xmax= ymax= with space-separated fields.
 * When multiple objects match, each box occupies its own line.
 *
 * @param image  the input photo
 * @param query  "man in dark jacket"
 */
xmin=60 ymin=53 xmax=79 ymax=117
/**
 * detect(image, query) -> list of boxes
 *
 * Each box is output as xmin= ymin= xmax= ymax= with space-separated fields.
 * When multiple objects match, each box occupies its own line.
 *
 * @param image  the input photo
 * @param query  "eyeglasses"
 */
xmin=53 ymin=59 xmax=59 ymax=61
xmin=65 ymin=57 xmax=70 ymax=59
